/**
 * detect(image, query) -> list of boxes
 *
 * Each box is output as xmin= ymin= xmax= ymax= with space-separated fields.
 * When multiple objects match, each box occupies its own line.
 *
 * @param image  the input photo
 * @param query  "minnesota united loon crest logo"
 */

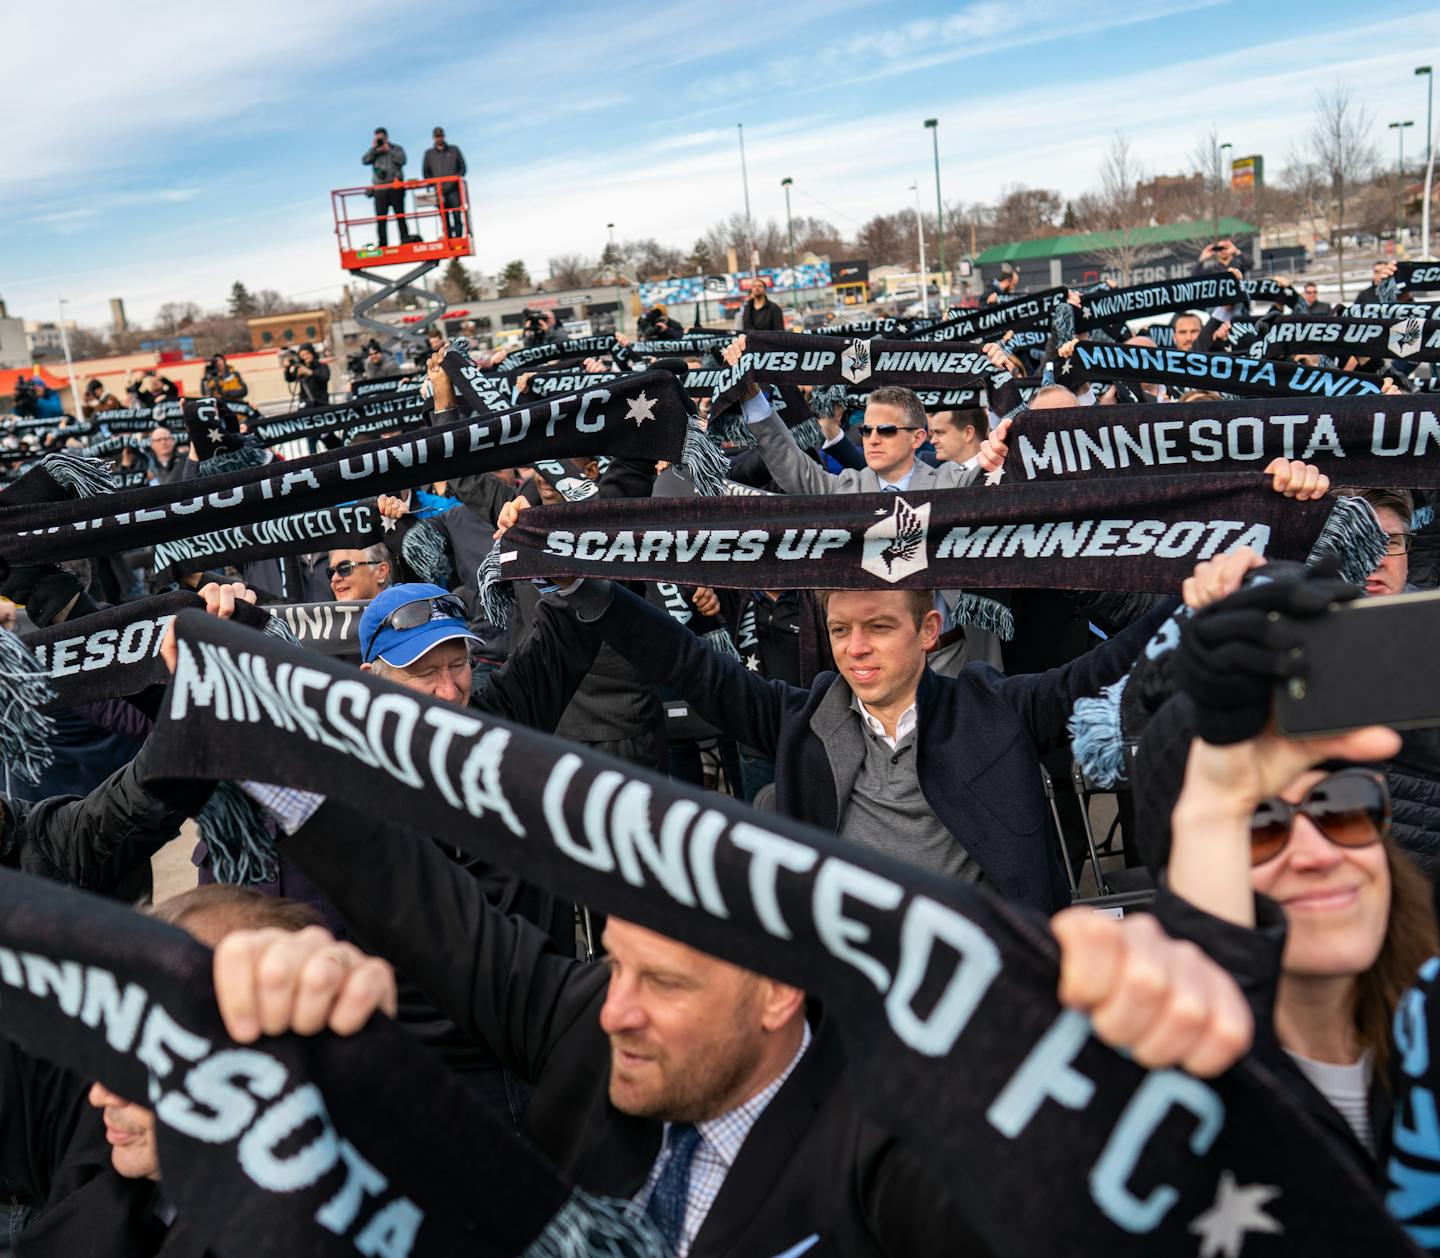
xmin=1389 ymin=316 xmax=1424 ymax=359
xmin=841 ymin=338 xmax=873 ymax=384
xmin=862 ymin=494 xmax=930 ymax=583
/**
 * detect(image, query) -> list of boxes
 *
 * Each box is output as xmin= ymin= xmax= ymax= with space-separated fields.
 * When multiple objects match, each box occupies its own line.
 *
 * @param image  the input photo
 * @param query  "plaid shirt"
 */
xmin=632 ymin=1022 xmax=813 ymax=1256
xmin=238 ymin=782 xmax=327 ymax=835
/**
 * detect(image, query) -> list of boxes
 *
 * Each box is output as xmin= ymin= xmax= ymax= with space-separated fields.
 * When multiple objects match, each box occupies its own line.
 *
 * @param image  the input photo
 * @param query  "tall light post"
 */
xmin=910 ymin=182 xmax=928 ymax=319
xmin=1391 ymin=120 xmax=1415 ymax=243
xmin=56 ymin=297 xmax=81 ymax=419
xmin=924 ymin=118 xmax=945 ymax=297
xmin=737 ymin=123 xmax=757 ymax=279
xmin=1418 ymin=66 xmax=1434 ymax=256
xmin=781 ymin=177 xmax=797 ymax=311
xmin=1217 ymin=141 xmax=1233 ymax=241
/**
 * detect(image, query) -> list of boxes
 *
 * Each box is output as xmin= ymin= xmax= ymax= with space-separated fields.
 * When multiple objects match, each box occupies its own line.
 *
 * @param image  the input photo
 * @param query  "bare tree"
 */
xmin=1189 ymin=126 xmax=1233 ymax=240
xmin=153 ymin=301 xmax=202 ymax=334
xmin=546 ymin=253 xmax=596 ymax=289
xmin=1309 ymin=85 xmax=1377 ymax=298
xmin=990 ymin=186 xmax=1063 ymax=243
xmin=1078 ymin=133 xmax=1167 ymax=284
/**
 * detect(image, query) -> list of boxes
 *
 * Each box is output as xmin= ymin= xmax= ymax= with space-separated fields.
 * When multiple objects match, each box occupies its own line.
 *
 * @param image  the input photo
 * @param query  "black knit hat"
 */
xmin=183 ymin=397 xmax=270 ymax=477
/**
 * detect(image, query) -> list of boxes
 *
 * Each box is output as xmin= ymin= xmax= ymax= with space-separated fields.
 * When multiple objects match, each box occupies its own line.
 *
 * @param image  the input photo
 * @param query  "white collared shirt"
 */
xmin=633 ymin=1022 xmax=813 ymax=1256
xmin=851 ymin=693 xmax=917 ymax=750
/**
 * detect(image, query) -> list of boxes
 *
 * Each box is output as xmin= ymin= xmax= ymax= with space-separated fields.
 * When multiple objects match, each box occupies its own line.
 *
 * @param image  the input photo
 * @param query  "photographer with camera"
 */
xmin=199 ymin=354 xmax=247 ymax=402
xmin=361 ymin=126 xmax=414 ymax=247
xmin=521 ymin=308 xmax=563 ymax=349
xmin=638 ymin=303 xmax=684 ymax=339
xmin=281 ymin=342 xmax=330 ymax=407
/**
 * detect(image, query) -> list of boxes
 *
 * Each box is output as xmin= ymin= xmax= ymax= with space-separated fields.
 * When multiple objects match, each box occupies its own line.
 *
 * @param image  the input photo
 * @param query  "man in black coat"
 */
xmin=543 ymin=577 xmax=1173 ymax=912
xmin=738 ymin=277 xmax=785 ymax=332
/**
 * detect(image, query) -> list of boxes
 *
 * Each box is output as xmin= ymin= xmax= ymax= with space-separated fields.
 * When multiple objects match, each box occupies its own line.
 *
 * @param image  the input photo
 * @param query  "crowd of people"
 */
xmin=2 ymin=238 xmax=1440 ymax=1258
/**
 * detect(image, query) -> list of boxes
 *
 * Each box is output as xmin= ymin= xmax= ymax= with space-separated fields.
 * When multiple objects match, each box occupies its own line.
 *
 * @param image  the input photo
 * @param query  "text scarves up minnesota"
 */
xmin=139 ymin=613 xmax=1416 ymax=1256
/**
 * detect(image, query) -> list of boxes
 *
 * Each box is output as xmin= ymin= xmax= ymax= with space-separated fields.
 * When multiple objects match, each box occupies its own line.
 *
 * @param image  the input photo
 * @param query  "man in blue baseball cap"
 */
xmin=359 ymin=583 xmax=479 ymax=705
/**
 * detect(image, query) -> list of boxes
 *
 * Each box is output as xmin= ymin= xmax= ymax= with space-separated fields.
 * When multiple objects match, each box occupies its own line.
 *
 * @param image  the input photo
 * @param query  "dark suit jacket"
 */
xmin=284 ymin=802 xmax=982 ymax=1258
xmin=577 ymin=585 xmax=1173 ymax=911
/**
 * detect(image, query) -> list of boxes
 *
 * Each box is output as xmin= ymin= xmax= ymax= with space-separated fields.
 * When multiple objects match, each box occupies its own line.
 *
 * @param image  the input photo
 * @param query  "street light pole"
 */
xmin=781 ymin=177 xmax=796 ymax=311
xmin=1418 ymin=67 xmax=1434 ymax=257
xmin=737 ymin=123 xmax=757 ymax=279
xmin=1390 ymin=121 xmax=1415 ymax=243
xmin=910 ymin=182 xmax=928 ymax=319
xmin=1217 ymin=141 xmax=1232 ymax=242
xmin=924 ymin=119 xmax=945 ymax=299
xmin=56 ymin=297 xmax=81 ymax=420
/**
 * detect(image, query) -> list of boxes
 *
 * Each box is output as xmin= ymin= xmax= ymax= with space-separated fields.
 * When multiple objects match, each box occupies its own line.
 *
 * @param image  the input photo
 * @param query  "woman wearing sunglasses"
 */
xmin=1137 ymin=560 xmax=1437 ymax=1183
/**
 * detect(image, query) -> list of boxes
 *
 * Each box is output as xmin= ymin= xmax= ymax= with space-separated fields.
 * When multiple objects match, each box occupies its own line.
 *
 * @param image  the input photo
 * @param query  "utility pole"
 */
xmin=1217 ymin=141 xmax=1232 ymax=241
xmin=56 ymin=297 xmax=81 ymax=419
xmin=1419 ymin=66 xmax=1435 ymax=257
xmin=737 ymin=124 xmax=758 ymax=278
xmin=924 ymin=119 xmax=945 ymax=297
xmin=1391 ymin=121 xmax=1415 ymax=243
xmin=781 ymin=177 xmax=796 ymax=310
xmin=910 ymin=183 xmax=928 ymax=318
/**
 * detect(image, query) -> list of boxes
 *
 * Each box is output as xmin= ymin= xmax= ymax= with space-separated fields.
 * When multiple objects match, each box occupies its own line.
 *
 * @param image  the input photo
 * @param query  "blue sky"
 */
xmin=3 ymin=0 xmax=1435 ymax=329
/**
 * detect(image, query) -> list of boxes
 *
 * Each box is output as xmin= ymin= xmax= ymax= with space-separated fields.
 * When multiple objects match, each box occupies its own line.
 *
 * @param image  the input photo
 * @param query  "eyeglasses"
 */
xmin=858 ymin=425 xmax=925 ymax=439
xmin=327 ymin=559 xmax=383 ymax=580
xmin=1249 ymin=768 xmax=1390 ymax=865
xmin=362 ymin=594 xmax=467 ymax=662
xmin=1385 ymin=532 xmax=1414 ymax=557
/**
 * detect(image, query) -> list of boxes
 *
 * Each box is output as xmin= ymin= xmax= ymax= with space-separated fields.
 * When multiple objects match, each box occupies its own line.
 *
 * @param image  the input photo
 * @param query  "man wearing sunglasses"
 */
xmin=722 ymin=336 xmax=976 ymax=496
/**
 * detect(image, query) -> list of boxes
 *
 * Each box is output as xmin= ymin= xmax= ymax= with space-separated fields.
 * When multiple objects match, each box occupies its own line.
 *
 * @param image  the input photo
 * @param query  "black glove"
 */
xmin=1174 ymin=561 xmax=1360 ymax=746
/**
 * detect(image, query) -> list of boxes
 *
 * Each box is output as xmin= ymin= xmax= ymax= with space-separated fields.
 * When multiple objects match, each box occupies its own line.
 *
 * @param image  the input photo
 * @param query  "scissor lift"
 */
xmin=332 ymin=175 xmax=473 ymax=354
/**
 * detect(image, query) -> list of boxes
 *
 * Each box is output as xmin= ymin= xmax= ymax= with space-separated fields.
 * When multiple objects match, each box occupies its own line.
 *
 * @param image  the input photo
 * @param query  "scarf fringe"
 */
xmin=786 ymin=417 xmax=825 ymax=452
xmin=1068 ymin=675 xmax=1130 ymax=789
xmin=478 ymin=544 xmax=516 ymax=629
xmin=400 ymin=521 xmax=455 ymax=587
xmin=809 ymin=383 xmax=849 ymax=418
xmin=35 ymin=451 xmax=115 ymax=499
xmin=0 ymin=630 xmax=58 ymax=785
xmin=681 ymin=422 xmax=730 ymax=497
xmin=1306 ymin=494 xmax=1388 ymax=588
xmin=197 ymin=445 xmax=272 ymax=479
xmin=944 ymin=593 xmax=1015 ymax=641
xmin=705 ymin=405 xmax=756 ymax=449
xmin=260 ymin=614 xmax=301 ymax=648
xmin=1415 ymin=504 xmax=1435 ymax=530
xmin=520 ymin=1190 xmax=667 ymax=1258
xmin=198 ymin=781 xmax=278 ymax=886
xmin=704 ymin=627 xmax=741 ymax=659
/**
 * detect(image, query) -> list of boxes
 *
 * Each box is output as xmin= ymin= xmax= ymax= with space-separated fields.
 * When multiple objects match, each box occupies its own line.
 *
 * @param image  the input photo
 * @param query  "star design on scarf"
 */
xmin=381 ymin=514 xmax=399 ymax=532
xmin=1059 ymin=357 xmax=1075 ymax=377
xmin=744 ymin=654 xmax=761 ymax=672
xmin=207 ymin=425 xmax=226 ymax=443
xmin=626 ymin=392 xmax=658 ymax=426
xmin=984 ymin=465 xmax=1005 ymax=487
xmin=1188 ymin=1172 xmax=1283 ymax=1258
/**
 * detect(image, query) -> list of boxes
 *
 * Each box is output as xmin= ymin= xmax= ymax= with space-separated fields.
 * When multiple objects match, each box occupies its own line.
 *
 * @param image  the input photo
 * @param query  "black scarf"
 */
xmin=525 ymin=369 xmax=624 ymax=399
xmin=98 ymin=400 xmax=259 ymax=434
xmin=136 ymin=612 xmax=1414 ymax=1257
xmin=1240 ymin=278 xmax=1297 ymax=306
xmin=1396 ymin=261 xmax=1440 ymax=293
xmin=350 ymin=374 xmax=422 ymax=397
xmin=496 ymin=335 xmax=619 ymax=374
xmin=493 ymin=475 xmax=1382 ymax=595
xmin=1074 ymin=274 xmax=1246 ymax=331
xmin=1340 ymin=301 xmax=1437 ymax=320
xmin=902 ymin=289 xmax=1065 ymax=344
xmin=249 ymin=393 xmax=434 ymax=447
xmin=1259 ymin=314 xmax=1440 ymax=362
xmin=270 ymin=600 xmax=368 ymax=654
xmin=709 ymin=330 xmax=1021 ymax=419
xmin=1059 ymin=342 xmax=1383 ymax=398
xmin=0 ymin=371 xmax=706 ymax=574
xmin=0 ymin=866 xmax=663 ymax=1258
xmin=618 ymin=334 xmax=733 ymax=358
xmin=995 ymin=396 xmax=1440 ymax=487
xmin=150 ymin=499 xmax=388 ymax=584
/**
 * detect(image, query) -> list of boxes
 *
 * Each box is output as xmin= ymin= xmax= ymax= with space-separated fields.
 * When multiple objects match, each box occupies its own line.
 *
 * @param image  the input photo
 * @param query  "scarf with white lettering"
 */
xmin=249 ymin=392 xmax=434 ymax=447
xmin=0 ymin=372 xmax=709 ymax=576
xmin=350 ymin=374 xmax=422 ymax=398
xmin=707 ymin=331 xmax=1024 ymax=436
xmin=270 ymin=600 xmax=369 ymax=654
xmin=902 ymin=289 xmax=1066 ymax=344
xmin=134 ymin=611 xmax=1416 ymax=1257
xmin=496 ymin=335 xmax=620 ymax=375
xmin=492 ymin=476 xmax=1384 ymax=599
xmin=993 ymin=396 xmax=1440 ymax=488
xmin=1057 ymin=342 xmax=1384 ymax=399
xmin=1257 ymin=314 xmax=1440 ymax=363
xmin=1073 ymin=274 xmax=1246 ymax=332
xmin=0 ymin=865 xmax=666 ymax=1258
xmin=1396 ymin=262 xmax=1440 ymax=293
xmin=95 ymin=399 xmax=261 ymax=435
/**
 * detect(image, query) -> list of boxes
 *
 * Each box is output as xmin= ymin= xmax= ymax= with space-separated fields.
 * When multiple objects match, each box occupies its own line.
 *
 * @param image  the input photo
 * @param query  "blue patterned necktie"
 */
xmin=644 ymin=1123 xmax=702 ymax=1254
xmin=881 ymin=483 xmax=899 ymax=493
